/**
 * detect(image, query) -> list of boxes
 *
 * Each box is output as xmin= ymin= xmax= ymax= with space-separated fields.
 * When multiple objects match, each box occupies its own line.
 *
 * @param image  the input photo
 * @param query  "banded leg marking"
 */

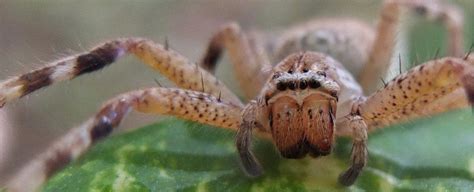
xmin=6 ymin=87 xmax=242 ymax=192
xmin=0 ymin=38 xmax=242 ymax=108
xmin=200 ymin=23 xmax=272 ymax=99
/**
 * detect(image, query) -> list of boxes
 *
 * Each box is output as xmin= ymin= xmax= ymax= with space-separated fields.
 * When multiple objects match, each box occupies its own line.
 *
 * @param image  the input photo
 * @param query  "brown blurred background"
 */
xmin=0 ymin=0 xmax=472 ymax=185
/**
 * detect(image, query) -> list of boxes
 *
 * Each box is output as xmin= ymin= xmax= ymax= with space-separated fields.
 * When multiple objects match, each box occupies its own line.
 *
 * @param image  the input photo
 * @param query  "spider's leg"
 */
xmin=358 ymin=0 xmax=464 ymax=94
xmin=200 ymin=23 xmax=272 ymax=99
xmin=335 ymin=56 xmax=474 ymax=185
xmin=0 ymin=38 xmax=242 ymax=108
xmin=6 ymin=87 xmax=242 ymax=192
xmin=338 ymin=56 xmax=474 ymax=136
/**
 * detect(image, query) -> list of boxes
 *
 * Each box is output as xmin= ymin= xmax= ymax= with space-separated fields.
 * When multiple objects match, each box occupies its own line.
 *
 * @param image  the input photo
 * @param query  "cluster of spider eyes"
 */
xmin=274 ymin=70 xmax=326 ymax=91
xmin=276 ymin=79 xmax=321 ymax=91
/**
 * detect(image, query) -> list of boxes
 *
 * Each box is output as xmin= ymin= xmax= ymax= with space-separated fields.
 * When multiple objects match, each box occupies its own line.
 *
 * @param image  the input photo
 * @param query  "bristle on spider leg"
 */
xmin=200 ymin=72 xmax=205 ymax=92
xmin=433 ymin=47 xmax=440 ymax=60
xmin=153 ymin=78 xmax=163 ymax=87
xmin=398 ymin=53 xmax=403 ymax=75
xmin=164 ymin=36 xmax=170 ymax=51
xmin=464 ymin=42 xmax=474 ymax=60
xmin=380 ymin=77 xmax=387 ymax=87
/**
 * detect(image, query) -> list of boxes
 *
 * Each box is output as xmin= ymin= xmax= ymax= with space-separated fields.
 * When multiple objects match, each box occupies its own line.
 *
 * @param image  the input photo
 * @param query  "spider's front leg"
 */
xmin=0 ymin=37 xmax=242 ymax=108
xmin=1 ymin=37 xmax=248 ymax=191
xmin=7 ymin=87 xmax=242 ymax=192
xmin=357 ymin=56 xmax=474 ymax=132
xmin=336 ymin=56 xmax=474 ymax=187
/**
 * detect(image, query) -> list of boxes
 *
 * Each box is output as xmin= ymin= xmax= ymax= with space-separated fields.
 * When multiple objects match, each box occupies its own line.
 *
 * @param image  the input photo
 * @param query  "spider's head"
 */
xmin=263 ymin=52 xmax=340 ymax=159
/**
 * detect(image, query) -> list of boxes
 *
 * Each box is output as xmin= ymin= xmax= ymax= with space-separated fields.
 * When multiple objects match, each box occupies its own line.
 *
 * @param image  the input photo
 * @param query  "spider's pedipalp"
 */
xmin=0 ymin=38 xmax=242 ymax=109
xmin=236 ymin=103 xmax=263 ymax=177
xmin=337 ymin=114 xmax=368 ymax=186
xmin=7 ymin=87 xmax=242 ymax=192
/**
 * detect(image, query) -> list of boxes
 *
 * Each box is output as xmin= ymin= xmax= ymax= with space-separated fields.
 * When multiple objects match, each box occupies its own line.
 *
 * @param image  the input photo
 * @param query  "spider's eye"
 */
xmin=317 ymin=71 xmax=326 ymax=77
xmin=302 ymin=69 xmax=309 ymax=73
xmin=288 ymin=81 xmax=297 ymax=90
xmin=272 ymin=73 xmax=281 ymax=79
xmin=309 ymin=79 xmax=321 ymax=89
xmin=288 ymin=70 xmax=293 ymax=74
xmin=276 ymin=81 xmax=287 ymax=91
xmin=299 ymin=80 xmax=307 ymax=89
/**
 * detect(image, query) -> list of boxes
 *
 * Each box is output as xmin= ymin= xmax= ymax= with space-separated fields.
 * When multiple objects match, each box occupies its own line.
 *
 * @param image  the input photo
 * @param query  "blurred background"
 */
xmin=0 ymin=0 xmax=472 ymax=185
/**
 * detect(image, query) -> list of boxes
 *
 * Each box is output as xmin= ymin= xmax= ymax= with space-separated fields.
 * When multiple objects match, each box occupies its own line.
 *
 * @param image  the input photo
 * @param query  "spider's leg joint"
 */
xmin=90 ymin=99 xmax=131 ymax=142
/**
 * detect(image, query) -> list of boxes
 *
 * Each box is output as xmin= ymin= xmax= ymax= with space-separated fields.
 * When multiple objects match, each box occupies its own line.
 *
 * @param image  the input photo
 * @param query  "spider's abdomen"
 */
xmin=269 ymin=95 xmax=335 ymax=159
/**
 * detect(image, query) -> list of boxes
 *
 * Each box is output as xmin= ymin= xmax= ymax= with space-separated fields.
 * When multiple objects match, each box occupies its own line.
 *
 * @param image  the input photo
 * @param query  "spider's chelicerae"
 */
xmin=2 ymin=0 xmax=474 ymax=191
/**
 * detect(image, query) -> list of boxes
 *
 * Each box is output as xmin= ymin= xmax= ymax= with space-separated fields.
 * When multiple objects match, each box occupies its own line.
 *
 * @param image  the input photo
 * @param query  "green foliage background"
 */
xmin=44 ymin=109 xmax=474 ymax=191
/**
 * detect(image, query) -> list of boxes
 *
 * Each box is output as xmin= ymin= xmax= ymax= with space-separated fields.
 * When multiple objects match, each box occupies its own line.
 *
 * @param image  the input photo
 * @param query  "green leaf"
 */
xmin=43 ymin=108 xmax=474 ymax=191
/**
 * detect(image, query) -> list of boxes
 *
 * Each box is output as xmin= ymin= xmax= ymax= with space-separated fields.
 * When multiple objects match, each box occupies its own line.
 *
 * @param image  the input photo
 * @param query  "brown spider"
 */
xmin=1 ymin=0 xmax=474 ymax=191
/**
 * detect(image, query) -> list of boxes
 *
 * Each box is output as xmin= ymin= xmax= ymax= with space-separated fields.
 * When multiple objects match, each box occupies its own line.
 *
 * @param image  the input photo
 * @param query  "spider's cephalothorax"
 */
xmin=2 ymin=0 xmax=474 ymax=191
xmin=262 ymin=53 xmax=340 ymax=158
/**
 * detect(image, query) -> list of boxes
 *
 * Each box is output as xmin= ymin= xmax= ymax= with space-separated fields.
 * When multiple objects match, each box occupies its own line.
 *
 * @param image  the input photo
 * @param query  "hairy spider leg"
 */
xmin=200 ymin=23 xmax=273 ymax=99
xmin=359 ymin=0 xmax=464 ymax=93
xmin=6 ymin=88 xmax=242 ymax=192
xmin=0 ymin=38 xmax=243 ymax=108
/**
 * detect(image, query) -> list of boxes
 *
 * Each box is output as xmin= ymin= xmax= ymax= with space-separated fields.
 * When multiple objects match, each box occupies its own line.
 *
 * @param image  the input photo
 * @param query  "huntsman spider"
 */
xmin=1 ymin=0 xmax=474 ymax=191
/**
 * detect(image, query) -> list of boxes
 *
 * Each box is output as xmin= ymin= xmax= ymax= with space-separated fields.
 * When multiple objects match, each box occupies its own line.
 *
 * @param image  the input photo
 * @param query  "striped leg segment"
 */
xmin=200 ymin=23 xmax=272 ymax=99
xmin=358 ymin=57 xmax=474 ymax=133
xmin=6 ymin=87 xmax=242 ymax=192
xmin=358 ymin=0 xmax=464 ymax=94
xmin=0 ymin=38 xmax=242 ymax=108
